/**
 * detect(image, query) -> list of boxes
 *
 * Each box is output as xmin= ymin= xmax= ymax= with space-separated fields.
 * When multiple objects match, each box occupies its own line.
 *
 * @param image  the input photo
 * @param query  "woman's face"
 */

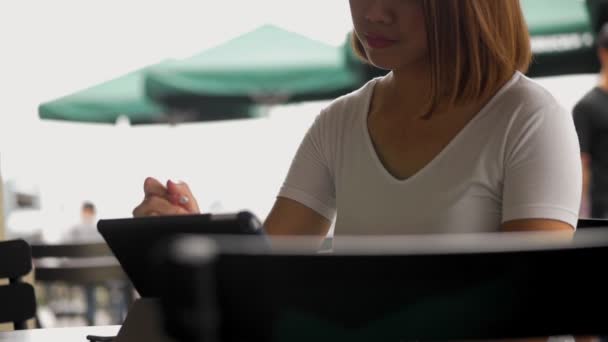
xmin=349 ymin=0 xmax=428 ymax=71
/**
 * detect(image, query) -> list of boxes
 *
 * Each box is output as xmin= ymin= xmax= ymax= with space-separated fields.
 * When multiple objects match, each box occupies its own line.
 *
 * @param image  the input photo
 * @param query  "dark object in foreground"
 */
xmin=0 ymin=239 xmax=36 ymax=330
xmin=158 ymin=231 xmax=608 ymax=342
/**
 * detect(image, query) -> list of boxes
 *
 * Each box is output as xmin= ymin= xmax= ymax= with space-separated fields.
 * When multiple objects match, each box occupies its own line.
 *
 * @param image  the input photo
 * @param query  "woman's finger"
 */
xmin=167 ymin=180 xmax=200 ymax=214
xmin=143 ymin=177 xmax=168 ymax=198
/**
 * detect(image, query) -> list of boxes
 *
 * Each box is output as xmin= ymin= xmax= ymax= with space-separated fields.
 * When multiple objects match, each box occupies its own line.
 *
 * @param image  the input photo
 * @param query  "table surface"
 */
xmin=0 ymin=325 xmax=120 ymax=342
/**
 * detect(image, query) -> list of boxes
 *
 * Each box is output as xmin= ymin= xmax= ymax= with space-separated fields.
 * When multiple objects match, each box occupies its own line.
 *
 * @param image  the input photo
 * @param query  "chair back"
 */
xmin=30 ymin=242 xmax=133 ymax=326
xmin=0 ymin=239 xmax=36 ymax=330
xmin=30 ymin=242 xmax=128 ymax=283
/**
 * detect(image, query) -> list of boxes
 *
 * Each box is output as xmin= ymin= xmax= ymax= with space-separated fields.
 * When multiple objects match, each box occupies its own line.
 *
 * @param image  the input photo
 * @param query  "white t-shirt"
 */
xmin=278 ymin=72 xmax=582 ymax=235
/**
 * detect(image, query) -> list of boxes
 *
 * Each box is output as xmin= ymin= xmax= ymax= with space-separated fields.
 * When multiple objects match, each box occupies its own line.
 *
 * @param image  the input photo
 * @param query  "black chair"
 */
xmin=30 ymin=242 xmax=133 ymax=326
xmin=577 ymin=218 xmax=608 ymax=229
xmin=0 ymin=239 xmax=36 ymax=330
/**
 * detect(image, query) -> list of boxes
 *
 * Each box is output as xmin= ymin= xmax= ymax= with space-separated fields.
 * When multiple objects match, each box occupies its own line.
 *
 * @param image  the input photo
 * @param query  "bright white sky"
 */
xmin=0 ymin=0 xmax=599 ymax=241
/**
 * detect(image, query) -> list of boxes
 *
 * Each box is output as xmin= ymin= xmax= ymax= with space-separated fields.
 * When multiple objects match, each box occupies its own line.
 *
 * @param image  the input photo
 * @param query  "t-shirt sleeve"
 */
xmin=572 ymin=101 xmax=593 ymax=154
xmin=502 ymin=103 xmax=582 ymax=229
xmin=277 ymin=111 xmax=337 ymax=221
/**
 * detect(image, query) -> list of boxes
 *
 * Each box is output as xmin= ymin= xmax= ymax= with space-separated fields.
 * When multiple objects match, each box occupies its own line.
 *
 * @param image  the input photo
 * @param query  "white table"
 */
xmin=0 ymin=325 xmax=120 ymax=342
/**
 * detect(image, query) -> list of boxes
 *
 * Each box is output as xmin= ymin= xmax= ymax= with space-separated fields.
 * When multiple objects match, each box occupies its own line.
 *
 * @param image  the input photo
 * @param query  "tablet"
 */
xmin=97 ymin=211 xmax=265 ymax=297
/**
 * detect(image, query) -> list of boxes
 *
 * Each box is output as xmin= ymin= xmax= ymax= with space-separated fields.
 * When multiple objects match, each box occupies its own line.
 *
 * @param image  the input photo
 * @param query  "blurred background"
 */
xmin=0 ymin=0 xmax=605 ymax=329
xmin=0 ymin=0 xmax=355 ymax=243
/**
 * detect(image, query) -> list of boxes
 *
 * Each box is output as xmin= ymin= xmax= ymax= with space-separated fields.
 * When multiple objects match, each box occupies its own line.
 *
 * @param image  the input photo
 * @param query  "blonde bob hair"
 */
xmin=351 ymin=0 xmax=532 ymax=115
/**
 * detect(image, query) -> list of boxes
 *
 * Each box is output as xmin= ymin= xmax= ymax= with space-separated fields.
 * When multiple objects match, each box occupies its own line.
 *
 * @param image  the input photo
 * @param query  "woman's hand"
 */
xmin=132 ymin=177 xmax=200 ymax=217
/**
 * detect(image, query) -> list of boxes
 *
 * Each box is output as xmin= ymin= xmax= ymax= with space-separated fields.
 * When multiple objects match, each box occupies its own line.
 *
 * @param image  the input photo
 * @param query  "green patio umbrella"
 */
xmin=39 ymin=66 xmax=167 ymax=125
xmin=144 ymin=25 xmax=363 ymax=110
xmin=523 ymin=0 xmax=600 ymax=77
xmin=39 ymin=64 xmax=260 ymax=124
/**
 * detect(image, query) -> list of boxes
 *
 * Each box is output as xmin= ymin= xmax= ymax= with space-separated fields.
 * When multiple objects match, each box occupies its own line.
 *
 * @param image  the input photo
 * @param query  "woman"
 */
xmin=134 ymin=0 xmax=582 ymax=240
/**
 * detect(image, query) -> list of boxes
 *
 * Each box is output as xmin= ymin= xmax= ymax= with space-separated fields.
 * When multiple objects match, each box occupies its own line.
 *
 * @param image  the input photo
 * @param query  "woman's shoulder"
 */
xmin=490 ymin=73 xmax=577 ymax=151
xmin=316 ymin=77 xmax=380 ymax=123
xmin=478 ymin=72 xmax=576 ymax=151
xmin=495 ymin=72 xmax=563 ymax=114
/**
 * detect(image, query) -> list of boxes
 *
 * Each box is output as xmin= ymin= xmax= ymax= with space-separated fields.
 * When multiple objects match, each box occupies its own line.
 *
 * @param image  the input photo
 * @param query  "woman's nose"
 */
xmin=365 ymin=0 xmax=394 ymax=25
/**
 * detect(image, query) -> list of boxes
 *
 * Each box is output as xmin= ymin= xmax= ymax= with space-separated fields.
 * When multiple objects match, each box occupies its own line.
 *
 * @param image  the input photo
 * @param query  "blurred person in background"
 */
xmin=134 ymin=1 xmax=581 ymax=238
xmin=573 ymin=22 xmax=608 ymax=219
xmin=63 ymin=201 xmax=102 ymax=243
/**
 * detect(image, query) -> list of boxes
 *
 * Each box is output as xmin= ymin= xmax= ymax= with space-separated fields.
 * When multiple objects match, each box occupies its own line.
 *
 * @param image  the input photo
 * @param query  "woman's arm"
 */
xmin=134 ymin=178 xmax=331 ymax=238
xmin=502 ymin=219 xmax=574 ymax=234
xmin=501 ymin=102 xmax=582 ymax=234
xmin=264 ymin=197 xmax=332 ymax=239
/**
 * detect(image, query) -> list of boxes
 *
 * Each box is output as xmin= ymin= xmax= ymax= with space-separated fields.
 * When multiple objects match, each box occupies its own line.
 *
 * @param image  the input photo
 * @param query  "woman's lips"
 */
xmin=365 ymin=34 xmax=398 ymax=49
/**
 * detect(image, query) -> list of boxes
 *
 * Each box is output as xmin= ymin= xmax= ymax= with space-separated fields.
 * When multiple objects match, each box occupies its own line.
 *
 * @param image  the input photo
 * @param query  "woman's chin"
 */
xmin=366 ymin=52 xmax=411 ymax=71
xmin=367 ymin=58 xmax=399 ymax=71
xmin=367 ymin=53 xmax=430 ymax=74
